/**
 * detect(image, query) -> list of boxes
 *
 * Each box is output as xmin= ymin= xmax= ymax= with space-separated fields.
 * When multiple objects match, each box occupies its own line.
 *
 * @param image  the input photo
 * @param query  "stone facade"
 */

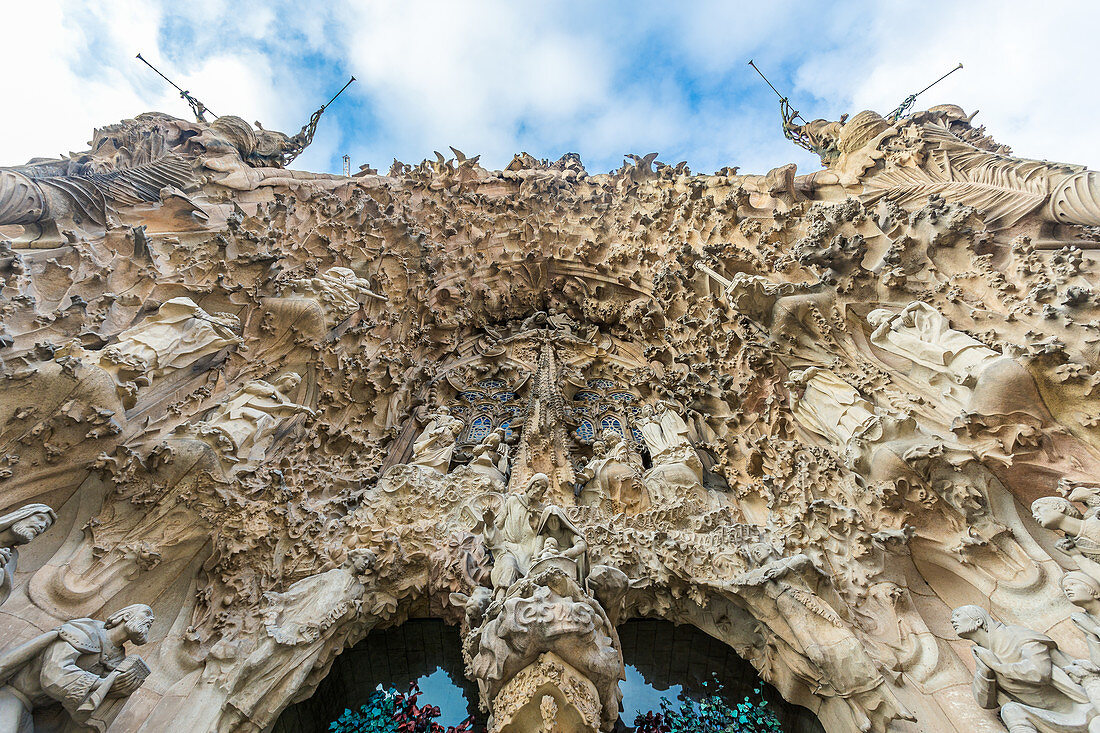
xmin=2 ymin=105 xmax=1100 ymax=731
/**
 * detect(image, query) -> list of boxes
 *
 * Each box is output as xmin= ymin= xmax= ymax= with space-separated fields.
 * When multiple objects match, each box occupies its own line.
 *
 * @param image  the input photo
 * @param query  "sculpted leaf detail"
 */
xmin=862 ymin=149 xmax=1050 ymax=229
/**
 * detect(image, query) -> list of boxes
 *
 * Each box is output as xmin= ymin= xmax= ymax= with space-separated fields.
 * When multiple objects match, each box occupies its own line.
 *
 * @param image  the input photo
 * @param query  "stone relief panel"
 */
xmin=5 ymin=104 xmax=1100 ymax=733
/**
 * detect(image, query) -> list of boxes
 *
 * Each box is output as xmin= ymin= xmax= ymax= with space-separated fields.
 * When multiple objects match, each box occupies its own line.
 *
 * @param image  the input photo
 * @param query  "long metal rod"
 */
xmin=136 ymin=53 xmax=183 ymax=93
xmin=748 ymin=59 xmax=804 ymax=124
xmin=322 ymin=76 xmax=356 ymax=111
xmin=915 ymin=62 xmax=964 ymax=98
xmin=135 ymin=53 xmax=216 ymax=119
xmin=748 ymin=60 xmax=784 ymax=100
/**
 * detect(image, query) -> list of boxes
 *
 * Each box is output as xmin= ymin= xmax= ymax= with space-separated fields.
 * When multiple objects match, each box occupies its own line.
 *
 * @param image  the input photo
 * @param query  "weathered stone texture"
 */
xmin=3 ymin=106 xmax=1100 ymax=731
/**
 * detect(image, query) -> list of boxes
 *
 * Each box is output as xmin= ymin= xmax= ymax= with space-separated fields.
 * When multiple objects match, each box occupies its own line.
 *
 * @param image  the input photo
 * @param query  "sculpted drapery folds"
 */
xmin=193 ymin=372 xmax=315 ymax=471
xmin=8 ymin=101 xmax=1100 ymax=733
xmin=0 ymin=604 xmax=153 ymax=732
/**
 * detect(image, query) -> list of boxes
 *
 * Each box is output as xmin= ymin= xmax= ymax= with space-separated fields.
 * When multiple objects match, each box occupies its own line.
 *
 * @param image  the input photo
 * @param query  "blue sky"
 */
xmin=3 ymin=1 xmax=1097 ymax=176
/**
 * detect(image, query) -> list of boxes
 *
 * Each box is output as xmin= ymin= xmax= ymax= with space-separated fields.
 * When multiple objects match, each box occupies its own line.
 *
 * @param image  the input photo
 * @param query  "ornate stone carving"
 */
xmin=732 ymin=543 xmax=913 ymax=732
xmin=0 ymin=604 xmax=153 ymax=732
xmin=465 ymin=566 xmax=623 ymax=731
xmin=192 ymin=372 xmax=315 ymax=471
xmin=99 ymin=296 xmax=241 ymax=403
xmin=575 ymin=430 xmax=648 ymax=513
xmin=953 ymin=605 xmax=1093 ymax=732
xmin=466 ymin=429 xmax=510 ymax=487
xmin=220 ymin=551 xmax=375 ymax=729
xmin=0 ymin=504 xmax=55 ymax=605
xmin=8 ymin=103 xmax=1100 ymax=733
xmin=478 ymin=473 xmax=547 ymax=600
xmin=276 ymin=266 xmax=387 ymax=325
xmin=407 ymin=406 xmax=464 ymax=474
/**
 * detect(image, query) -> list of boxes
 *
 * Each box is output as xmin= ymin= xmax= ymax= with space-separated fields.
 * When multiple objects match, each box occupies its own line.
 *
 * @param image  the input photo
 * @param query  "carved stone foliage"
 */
xmin=5 ymin=104 xmax=1100 ymax=733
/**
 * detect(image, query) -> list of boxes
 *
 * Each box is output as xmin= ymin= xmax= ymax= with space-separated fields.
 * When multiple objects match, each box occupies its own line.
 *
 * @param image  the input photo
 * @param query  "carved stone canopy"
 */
xmin=4 ymin=105 xmax=1100 ymax=733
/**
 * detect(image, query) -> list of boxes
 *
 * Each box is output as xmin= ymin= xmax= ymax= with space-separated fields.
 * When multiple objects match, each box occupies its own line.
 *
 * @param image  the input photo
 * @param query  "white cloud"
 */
xmin=0 ymin=0 xmax=298 ymax=166
xmin=1 ymin=0 xmax=1096 ymax=176
xmin=795 ymin=0 xmax=1100 ymax=168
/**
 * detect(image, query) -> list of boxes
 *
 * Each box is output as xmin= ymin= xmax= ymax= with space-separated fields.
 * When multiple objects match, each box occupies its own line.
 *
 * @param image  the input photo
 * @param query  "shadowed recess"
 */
xmin=615 ymin=619 xmax=825 ymax=732
xmin=272 ymin=620 xmax=485 ymax=733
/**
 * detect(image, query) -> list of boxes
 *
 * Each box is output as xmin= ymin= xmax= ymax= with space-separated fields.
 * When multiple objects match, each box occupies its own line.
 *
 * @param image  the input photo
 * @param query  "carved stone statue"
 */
xmin=1032 ymin=496 xmax=1100 ymax=581
xmin=224 ymin=550 xmax=374 ymax=727
xmin=480 ymin=474 xmax=547 ymax=600
xmin=1062 ymin=571 xmax=1100 ymax=666
xmin=0 ymin=504 xmax=56 ymax=606
xmin=100 ymin=297 xmax=241 ymax=382
xmin=788 ymin=367 xmax=879 ymax=446
xmin=466 ymin=567 xmax=624 ymax=731
xmin=281 ymin=266 xmax=387 ymax=324
xmin=637 ymin=401 xmax=694 ymax=463
xmin=466 ymin=429 xmax=509 ymax=486
xmin=575 ymin=430 xmax=648 ymax=513
xmin=869 ymin=302 xmax=999 ymax=379
xmin=732 ymin=543 xmax=912 ymax=732
xmin=637 ymin=401 xmax=705 ymax=501
xmin=532 ymin=505 xmax=589 ymax=583
xmin=408 ymin=407 xmax=464 ymax=473
xmin=952 ymin=604 xmax=1092 ymax=732
xmin=195 ymin=372 xmax=315 ymax=467
xmin=867 ymin=302 xmax=1051 ymax=428
xmin=0 ymin=604 xmax=154 ymax=731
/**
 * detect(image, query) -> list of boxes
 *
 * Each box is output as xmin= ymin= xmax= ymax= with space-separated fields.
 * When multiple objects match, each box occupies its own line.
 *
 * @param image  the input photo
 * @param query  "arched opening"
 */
xmin=272 ymin=620 xmax=484 ymax=733
xmin=272 ymin=619 xmax=825 ymax=732
xmin=616 ymin=620 xmax=825 ymax=732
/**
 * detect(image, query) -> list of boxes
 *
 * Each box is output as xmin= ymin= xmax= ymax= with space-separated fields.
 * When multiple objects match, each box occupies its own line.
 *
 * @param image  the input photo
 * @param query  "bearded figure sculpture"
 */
xmin=0 ymin=504 xmax=56 ymax=606
xmin=0 ymin=604 xmax=154 ymax=732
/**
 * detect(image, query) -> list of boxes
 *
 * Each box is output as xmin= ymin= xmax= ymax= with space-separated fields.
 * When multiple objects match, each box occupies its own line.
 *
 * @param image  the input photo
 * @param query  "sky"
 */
xmin=2 ymin=1 xmax=1096 ymax=177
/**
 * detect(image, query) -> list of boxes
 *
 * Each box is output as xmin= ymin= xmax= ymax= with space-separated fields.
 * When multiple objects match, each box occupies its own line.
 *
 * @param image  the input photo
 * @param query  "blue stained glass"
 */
xmin=467 ymin=415 xmax=492 ymax=443
xmin=577 ymin=420 xmax=594 ymax=441
xmin=588 ymin=378 xmax=616 ymax=390
xmin=609 ymin=392 xmax=635 ymax=403
xmin=600 ymin=416 xmax=624 ymax=436
xmin=574 ymin=391 xmax=600 ymax=403
xmin=461 ymin=391 xmax=482 ymax=402
xmin=631 ymin=427 xmax=644 ymax=444
xmin=495 ymin=392 xmax=514 ymax=402
xmin=500 ymin=419 xmax=513 ymax=438
xmin=478 ymin=379 xmax=505 ymax=389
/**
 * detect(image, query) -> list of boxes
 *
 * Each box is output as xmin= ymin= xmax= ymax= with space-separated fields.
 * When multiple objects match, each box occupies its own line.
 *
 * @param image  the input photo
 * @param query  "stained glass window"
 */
xmin=600 ymin=416 xmax=624 ymax=436
xmin=467 ymin=415 xmax=492 ymax=443
xmin=570 ymin=377 xmax=643 ymax=446
xmin=449 ymin=377 xmax=525 ymax=447
xmin=577 ymin=420 xmax=594 ymax=441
